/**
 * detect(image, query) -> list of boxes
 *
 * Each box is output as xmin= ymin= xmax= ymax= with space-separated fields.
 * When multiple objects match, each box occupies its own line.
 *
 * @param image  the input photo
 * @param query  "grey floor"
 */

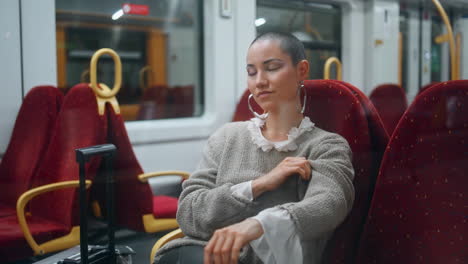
xmin=7 ymin=218 xmax=172 ymax=264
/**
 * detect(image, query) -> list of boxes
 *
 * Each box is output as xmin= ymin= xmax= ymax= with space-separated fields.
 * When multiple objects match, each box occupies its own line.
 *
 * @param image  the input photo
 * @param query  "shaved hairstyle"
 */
xmin=250 ymin=32 xmax=306 ymax=65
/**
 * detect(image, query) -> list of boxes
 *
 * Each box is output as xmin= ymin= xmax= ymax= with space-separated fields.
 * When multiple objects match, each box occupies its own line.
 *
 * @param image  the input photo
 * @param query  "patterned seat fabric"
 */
xmin=0 ymin=86 xmax=63 ymax=218
xmin=357 ymin=80 xmax=468 ymax=264
xmin=322 ymin=80 xmax=389 ymax=264
xmin=419 ymin=82 xmax=440 ymax=95
xmin=105 ymin=104 xmax=153 ymax=231
xmin=0 ymin=84 xmax=108 ymax=262
xmin=370 ymin=84 xmax=408 ymax=136
xmin=233 ymin=80 xmax=375 ymax=263
xmin=137 ymin=85 xmax=169 ymax=120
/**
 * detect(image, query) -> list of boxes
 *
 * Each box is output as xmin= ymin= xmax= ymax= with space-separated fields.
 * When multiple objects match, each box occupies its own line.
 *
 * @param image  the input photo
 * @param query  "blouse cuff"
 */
xmin=230 ymin=180 xmax=253 ymax=201
xmin=250 ymin=207 xmax=303 ymax=264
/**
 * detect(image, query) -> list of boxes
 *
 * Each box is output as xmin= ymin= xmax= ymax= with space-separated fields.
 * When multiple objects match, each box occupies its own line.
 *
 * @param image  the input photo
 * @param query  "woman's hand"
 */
xmin=252 ymin=157 xmax=311 ymax=198
xmin=204 ymin=218 xmax=264 ymax=264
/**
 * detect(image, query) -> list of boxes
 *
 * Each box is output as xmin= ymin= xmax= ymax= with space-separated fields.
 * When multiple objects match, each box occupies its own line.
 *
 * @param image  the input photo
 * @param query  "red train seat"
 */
xmin=233 ymin=80 xmax=375 ymax=263
xmin=357 ymin=80 xmax=468 ymax=264
xmin=137 ymin=85 xmax=169 ymax=120
xmin=0 ymin=84 xmax=108 ymax=262
xmin=166 ymin=85 xmax=195 ymax=118
xmin=370 ymin=84 xmax=408 ymax=136
xmin=0 ymin=86 xmax=63 ymax=218
xmin=322 ymin=80 xmax=389 ymax=264
xmin=419 ymin=82 xmax=440 ymax=95
xmin=105 ymin=103 xmax=188 ymax=233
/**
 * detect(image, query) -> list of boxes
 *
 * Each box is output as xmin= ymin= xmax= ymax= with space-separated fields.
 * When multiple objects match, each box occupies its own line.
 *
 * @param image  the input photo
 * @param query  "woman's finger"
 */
xmin=212 ymin=233 xmax=225 ymax=264
xmin=230 ymin=235 xmax=244 ymax=264
xmin=221 ymin=233 xmax=235 ymax=264
xmin=304 ymin=162 xmax=312 ymax=180
xmin=204 ymin=234 xmax=219 ymax=264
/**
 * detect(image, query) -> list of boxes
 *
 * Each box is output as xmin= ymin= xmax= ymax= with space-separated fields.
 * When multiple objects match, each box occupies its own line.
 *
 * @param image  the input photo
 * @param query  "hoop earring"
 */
xmin=248 ymin=94 xmax=268 ymax=119
xmin=297 ymin=83 xmax=307 ymax=114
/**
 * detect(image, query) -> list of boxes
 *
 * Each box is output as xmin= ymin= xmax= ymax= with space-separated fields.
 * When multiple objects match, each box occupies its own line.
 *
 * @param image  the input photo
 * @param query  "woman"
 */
xmin=155 ymin=32 xmax=355 ymax=264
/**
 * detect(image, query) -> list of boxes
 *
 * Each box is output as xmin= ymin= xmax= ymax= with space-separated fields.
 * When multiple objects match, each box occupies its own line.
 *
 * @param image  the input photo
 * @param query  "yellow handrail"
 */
xmin=398 ymin=32 xmax=403 ymax=87
xmin=323 ymin=57 xmax=342 ymax=81
xmin=89 ymin=48 xmax=122 ymax=115
xmin=431 ymin=0 xmax=458 ymax=80
xmin=139 ymin=66 xmax=154 ymax=91
xmin=80 ymin=68 xmax=90 ymax=83
xmin=456 ymin=33 xmax=461 ymax=79
xmin=150 ymin=228 xmax=185 ymax=263
xmin=138 ymin=170 xmax=190 ymax=183
xmin=17 ymin=180 xmax=92 ymax=255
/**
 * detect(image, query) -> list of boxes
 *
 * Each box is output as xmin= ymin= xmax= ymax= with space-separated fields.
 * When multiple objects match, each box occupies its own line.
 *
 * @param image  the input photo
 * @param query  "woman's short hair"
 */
xmin=250 ymin=32 xmax=306 ymax=65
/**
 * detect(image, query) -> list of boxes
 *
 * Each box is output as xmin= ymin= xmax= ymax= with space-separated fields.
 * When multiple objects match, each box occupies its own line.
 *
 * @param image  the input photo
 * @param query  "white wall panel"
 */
xmin=341 ymin=1 xmax=366 ymax=91
xmin=420 ymin=13 xmax=432 ymax=86
xmin=21 ymin=0 xmax=57 ymax=94
xmin=406 ymin=9 xmax=421 ymax=102
xmin=234 ymin=0 xmax=256 ymax=100
xmin=0 ymin=0 xmax=22 ymax=154
xmin=364 ymin=0 xmax=399 ymax=94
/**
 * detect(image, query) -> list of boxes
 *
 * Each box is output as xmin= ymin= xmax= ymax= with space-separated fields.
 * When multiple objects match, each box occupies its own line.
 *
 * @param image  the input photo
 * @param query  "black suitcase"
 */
xmin=34 ymin=144 xmax=134 ymax=264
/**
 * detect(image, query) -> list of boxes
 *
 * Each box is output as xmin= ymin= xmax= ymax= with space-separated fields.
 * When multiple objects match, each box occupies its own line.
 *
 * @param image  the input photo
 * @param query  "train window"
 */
xmin=55 ymin=0 xmax=204 ymax=121
xmin=256 ymin=0 xmax=341 ymax=79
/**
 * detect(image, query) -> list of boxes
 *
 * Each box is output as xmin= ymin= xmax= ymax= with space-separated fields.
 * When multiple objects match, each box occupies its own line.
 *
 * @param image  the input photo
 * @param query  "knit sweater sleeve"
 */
xmin=279 ymin=133 xmax=355 ymax=241
xmin=176 ymin=125 xmax=255 ymax=240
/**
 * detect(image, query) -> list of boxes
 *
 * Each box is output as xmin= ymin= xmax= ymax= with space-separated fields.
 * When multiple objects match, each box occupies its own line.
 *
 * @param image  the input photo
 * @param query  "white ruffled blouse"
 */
xmin=230 ymin=116 xmax=315 ymax=263
xmin=247 ymin=116 xmax=315 ymax=152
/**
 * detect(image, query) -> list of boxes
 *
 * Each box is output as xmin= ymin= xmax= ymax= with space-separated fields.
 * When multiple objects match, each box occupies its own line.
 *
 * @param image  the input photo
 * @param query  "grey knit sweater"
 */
xmin=154 ymin=121 xmax=355 ymax=264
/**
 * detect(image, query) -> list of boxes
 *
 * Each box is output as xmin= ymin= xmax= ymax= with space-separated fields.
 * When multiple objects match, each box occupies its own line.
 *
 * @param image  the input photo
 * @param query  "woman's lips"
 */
xmin=257 ymin=91 xmax=273 ymax=98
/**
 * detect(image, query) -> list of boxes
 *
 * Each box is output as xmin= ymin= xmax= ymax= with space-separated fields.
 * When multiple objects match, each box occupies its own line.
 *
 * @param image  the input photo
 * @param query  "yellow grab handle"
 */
xmin=90 ymin=48 xmax=122 ymax=98
xmin=323 ymin=57 xmax=342 ymax=81
xmin=17 ymin=180 xmax=92 ymax=255
xmin=431 ymin=0 xmax=458 ymax=80
xmin=139 ymin=66 xmax=154 ymax=91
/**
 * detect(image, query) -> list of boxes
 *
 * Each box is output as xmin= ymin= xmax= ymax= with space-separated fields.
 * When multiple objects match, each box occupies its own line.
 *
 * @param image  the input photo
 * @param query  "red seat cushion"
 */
xmin=152 ymin=195 xmax=178 ymax=218
xmin=357 ymin=80 xmax=468 ymax=264
xmin=0 ymin=215 xmax=69 ymax=262
xmin=0 ymin=203 xmax=15 ymax=217
xmin=0 ymin=86 xmax=63 ymax=214
xmin=370 ymin=83 xmax=408 ymax=136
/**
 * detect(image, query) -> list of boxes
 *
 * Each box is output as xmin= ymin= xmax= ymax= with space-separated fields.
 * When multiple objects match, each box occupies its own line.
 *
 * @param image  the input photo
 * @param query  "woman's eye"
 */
xmin=266 ymin=65 xmax=281 ymax=71
xmin=247 ymin=69 xmax=257 ymax=76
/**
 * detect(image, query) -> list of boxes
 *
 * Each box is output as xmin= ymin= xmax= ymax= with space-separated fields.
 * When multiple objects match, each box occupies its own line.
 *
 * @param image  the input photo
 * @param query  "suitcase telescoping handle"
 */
xmin=76 ymin=144 xmax=117 ymax=264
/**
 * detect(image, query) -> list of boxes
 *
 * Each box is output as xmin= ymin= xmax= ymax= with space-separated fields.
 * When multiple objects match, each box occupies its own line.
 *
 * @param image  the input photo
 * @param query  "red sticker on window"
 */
xmin=122 ymin=3 xmax=149 ymax=16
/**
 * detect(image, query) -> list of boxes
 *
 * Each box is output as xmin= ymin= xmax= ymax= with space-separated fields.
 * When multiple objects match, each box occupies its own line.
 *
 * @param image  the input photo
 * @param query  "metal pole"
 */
xmin=78 ymin=161 xmax=88 ymax=264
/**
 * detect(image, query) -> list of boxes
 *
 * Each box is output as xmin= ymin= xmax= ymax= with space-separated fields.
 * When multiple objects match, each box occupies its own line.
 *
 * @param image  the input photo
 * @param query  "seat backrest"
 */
xmin=321 ymin=80 xmax=389 ymax=264
xmin=105 ymin=103 xmax=153 ymax=231
xmin=166 ymin=85 xmax=195 ymax=118
xmin=357 ymin=80 xmax=468 ymax=264
xmin=370 ymin=84 xmax=408 ymax=136
xmin=232 ymin=89 xmax=262 ymax=122
xmin=28 ymin=83 xmax=108 ymax=228
xmin=418 ymin=81 xmax=439 ymax=95
xmin=233 ymin=80 xmax=374 ymax=263
xmin=137 ymin=85 xmax=169 ymax=120
xmin=0 ymin=86 xmax=63 ymax=208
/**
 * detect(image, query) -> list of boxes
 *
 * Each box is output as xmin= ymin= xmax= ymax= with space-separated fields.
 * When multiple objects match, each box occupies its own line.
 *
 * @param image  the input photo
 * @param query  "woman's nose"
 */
xmin=255 ymin=72 xmax=268 ymax=87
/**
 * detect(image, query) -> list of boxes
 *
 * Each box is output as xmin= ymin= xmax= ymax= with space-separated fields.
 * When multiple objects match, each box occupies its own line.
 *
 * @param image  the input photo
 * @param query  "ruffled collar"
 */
xmin=247 ymin=116 xmax=315 ymax=152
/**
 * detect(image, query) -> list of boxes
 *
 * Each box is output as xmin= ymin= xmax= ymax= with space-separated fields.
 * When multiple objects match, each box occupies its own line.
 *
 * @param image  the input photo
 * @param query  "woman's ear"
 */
xmin=297 ymin=60 xmax=310 ymax=79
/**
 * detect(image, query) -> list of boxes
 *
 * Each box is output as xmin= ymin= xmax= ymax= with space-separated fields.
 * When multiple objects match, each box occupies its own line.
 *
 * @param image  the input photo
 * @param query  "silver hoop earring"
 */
xmin=248 ymin=94 xmax=268 ymax=119
xmin=297 ymin=83 xmax=307 ymax=114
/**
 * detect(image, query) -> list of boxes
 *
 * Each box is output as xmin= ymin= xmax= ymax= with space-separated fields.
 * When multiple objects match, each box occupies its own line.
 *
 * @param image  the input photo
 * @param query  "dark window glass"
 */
xmin=55 ymin=0 xmax=203 ymax=121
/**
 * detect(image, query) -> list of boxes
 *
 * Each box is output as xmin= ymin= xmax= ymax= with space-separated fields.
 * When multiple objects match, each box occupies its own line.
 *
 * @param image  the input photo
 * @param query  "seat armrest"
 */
xmin=16 ymin=180 xmax=92 ymax=255
xmin=138 ymin=171 xmax=190 ymax=183
xmin=150 ymin=228 xmax=185 ymax=263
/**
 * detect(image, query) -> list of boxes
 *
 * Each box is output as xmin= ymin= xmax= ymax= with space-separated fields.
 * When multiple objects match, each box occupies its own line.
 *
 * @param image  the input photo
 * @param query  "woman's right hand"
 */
xmin=252 ymin=157 xmax=311 ymax=198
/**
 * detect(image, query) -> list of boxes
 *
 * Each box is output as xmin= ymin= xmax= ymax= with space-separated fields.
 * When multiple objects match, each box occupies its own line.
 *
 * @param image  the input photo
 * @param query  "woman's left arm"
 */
xmin=279 ymin=134 xmax=355 ymax=240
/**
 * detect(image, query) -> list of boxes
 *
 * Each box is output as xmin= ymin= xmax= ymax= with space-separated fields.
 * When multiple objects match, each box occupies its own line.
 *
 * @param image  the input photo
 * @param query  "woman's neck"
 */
xmin=262 ymin=102 xmax=304 ymax=142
